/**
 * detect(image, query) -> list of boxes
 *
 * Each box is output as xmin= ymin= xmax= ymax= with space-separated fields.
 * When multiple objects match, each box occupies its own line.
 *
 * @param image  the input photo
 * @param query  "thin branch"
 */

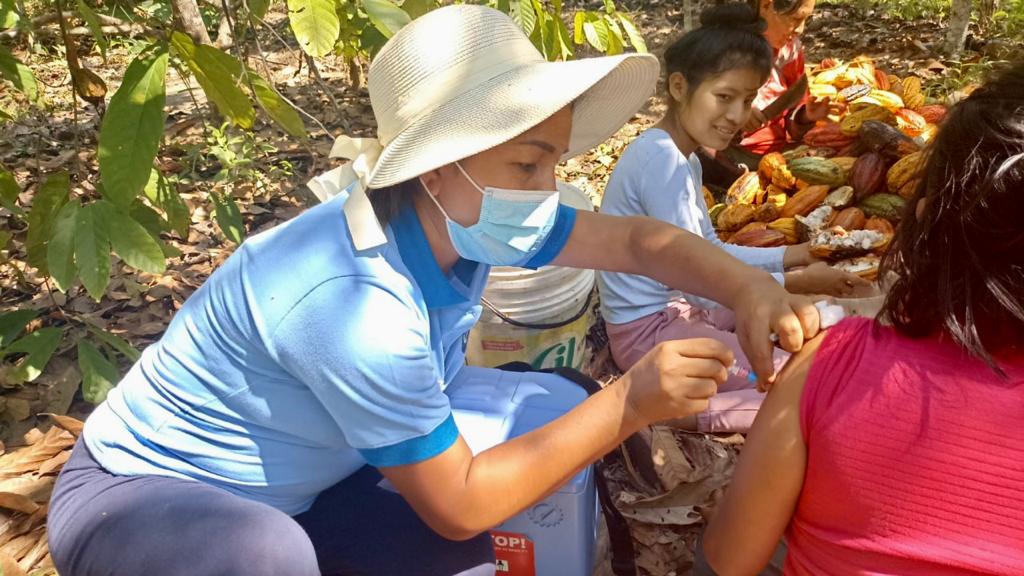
xmin=304 ymin=53 xmax=343 ymax=117
xmin=239 ymin=0 xmax=334 ymax=137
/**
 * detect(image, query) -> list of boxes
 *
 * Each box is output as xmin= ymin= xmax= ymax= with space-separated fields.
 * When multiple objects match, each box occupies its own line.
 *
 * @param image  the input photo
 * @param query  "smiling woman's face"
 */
xmin=672 ymin=68 xmax=764 ymax=151
xmin=420 ymin=106 xmax=572 ymax=227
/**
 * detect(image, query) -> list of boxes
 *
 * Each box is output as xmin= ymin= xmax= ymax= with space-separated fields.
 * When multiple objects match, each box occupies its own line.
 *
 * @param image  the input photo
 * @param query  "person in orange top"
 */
xmin=697 ymin=0 xmax=829 ymax=186
xmin=739 ymin=0 xmax=829 ymax=156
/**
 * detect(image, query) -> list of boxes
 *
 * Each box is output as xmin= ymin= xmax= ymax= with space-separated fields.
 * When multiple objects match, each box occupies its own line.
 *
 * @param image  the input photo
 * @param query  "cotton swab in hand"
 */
xmin=731 ymin=300 xmax=847 ymax=383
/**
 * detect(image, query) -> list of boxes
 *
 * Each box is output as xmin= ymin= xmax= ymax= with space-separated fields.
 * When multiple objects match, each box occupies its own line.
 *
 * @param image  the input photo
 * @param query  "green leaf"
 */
xmin=74 ymin=202 xmax=111 ymax=300
xmin=0 ymin=167 xmax=23 ymax=216
xmin=602 ymin=0 xmax=614 ymax=14
xmin=364 ymin=0 xmax=411 ymax=38
xmin=76 ymin=0 xmax=108 ymax=59
xmin=616 ymin=13 xmax=646 ymax=52
xmin=86 ymin=324 xmax=141 ymax=363
xmin=78 ymin=340 xmax=119 ymax=404
xmin=171 ymin=34 xmax=255 ymax=130
xmin=47 ymin=200 xmax=79 ymax=292
xmin=249 ymin=71 xmax=306 ymax=137
xmin=286 ymin=0 xmax=339 ymax=57
xmin=0 ymin=46 xmax=39 ymax=103
xmin=96 ymin=200 xmax=165 ymax=274
xmin=554 ymin=17 xmax=574 ymax=60
xmin=603 ymin=14 xmax=624 ymax=55
xmin=98 ymin=44 xmax=168 ymax=209
xmin=128 ymin=200 xmax=179 ymax=258
xmin=0 ymin=309 xmax=38 ymax=349
xmin=0 ymin=0 xmax=18 ymax=30
xmin=400 ymin=0 xmax=433 ymax=19
xmin=248 ymin=0 xmax=272 ymax=20
xmin=573 ymin=12 xmax=585 ymax=44
xmin=212 ymin=193 xmax=245 ymax=244
xmin=129 ymin=200 xmax=164 ymax=237
xmin=143 ymin=169 xmax=190 ymax=237
xmin=25 ymin=171 xmax=70 ymax=275
xmin=193 ymin=46 xmax=256 ymax=129
xmin=509 ymin=0 xmax=536 ymax=36
xmin=582 ymin=16 xmax=608 ymax=52
xmin=4 ymin=327 xmax=62 ymax=385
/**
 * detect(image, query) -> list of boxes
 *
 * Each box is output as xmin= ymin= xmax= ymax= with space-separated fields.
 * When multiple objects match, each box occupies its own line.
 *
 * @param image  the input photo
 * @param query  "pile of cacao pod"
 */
xmin=709 ymin=56 xmax=949 ymax=275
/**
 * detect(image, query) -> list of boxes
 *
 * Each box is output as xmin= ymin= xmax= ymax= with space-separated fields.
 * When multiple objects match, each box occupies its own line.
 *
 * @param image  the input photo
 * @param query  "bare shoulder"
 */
xmin=768 ymin=331 xmax=829 ymax=401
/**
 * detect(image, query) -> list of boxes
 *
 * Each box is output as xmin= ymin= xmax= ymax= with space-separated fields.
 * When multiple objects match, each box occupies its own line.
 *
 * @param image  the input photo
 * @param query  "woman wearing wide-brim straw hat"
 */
xmin=47 ymin=5 xmax=823 ymax=575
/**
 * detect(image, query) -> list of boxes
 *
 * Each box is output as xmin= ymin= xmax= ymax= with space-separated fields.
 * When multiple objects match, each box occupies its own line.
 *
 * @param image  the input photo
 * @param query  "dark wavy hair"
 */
xmin=663 ymin=3 xmax=772 ymax=107
xmin=880 ymin=63 xmax=1024 ymax=372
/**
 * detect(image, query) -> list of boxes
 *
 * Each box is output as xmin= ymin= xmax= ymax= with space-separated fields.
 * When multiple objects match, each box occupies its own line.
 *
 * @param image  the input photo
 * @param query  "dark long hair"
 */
xmin=663 ymin=3 xmax=772 ymax=107
xmin=880 ymin=63 xmax=1024 ymax=371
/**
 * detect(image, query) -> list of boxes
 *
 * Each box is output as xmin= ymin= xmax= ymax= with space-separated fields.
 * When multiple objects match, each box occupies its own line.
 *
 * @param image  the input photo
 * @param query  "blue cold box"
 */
xmin=446 ymin=367 xmax=599 ymax=576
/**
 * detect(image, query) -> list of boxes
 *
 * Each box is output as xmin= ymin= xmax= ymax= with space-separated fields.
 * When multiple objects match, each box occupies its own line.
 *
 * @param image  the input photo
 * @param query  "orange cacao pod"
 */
xmin=831 ymin=207 xmax=867 ymax=230
xmin=865 ymin=216 xmax=895 ymax=235
xmin=781 ymin=185 xmax=830 ymax=218
xmin=873 ymin=69 xmax=890 ymax=90
xmin=804 ymin=122 xmax=856 ymax=149
xmin=895 ymin=108 xmax=928 ymax=137
xmin=730 ymin=227 xmax=788 ymax=247
xmin=916 ymin=104 xmax=947 ymax=124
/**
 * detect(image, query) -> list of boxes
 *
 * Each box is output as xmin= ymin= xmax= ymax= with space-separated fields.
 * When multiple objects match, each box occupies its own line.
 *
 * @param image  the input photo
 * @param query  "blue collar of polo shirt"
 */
xmin=391 ymin=204 xmax=476 ymax=310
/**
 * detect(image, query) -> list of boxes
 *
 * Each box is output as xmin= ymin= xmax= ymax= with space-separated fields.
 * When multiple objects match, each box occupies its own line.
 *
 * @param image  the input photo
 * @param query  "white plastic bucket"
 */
xmin=466 ymin=183 xmax=596 ymax=371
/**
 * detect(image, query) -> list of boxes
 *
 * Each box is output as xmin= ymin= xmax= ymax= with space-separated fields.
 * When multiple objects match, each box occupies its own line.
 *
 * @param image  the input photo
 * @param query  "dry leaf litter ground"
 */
xmin=1 ymin=2 xmax=1021 ymax=574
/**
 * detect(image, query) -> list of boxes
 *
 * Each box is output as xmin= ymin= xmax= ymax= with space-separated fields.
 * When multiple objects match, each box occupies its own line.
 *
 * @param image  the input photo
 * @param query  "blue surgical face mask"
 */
xmin=420 ymin=162 xmax=560 ymax=267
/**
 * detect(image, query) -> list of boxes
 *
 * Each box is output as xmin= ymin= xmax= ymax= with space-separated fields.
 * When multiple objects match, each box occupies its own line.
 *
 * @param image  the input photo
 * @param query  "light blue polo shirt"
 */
xmin=83 ymin=187 xmax=576 ymax=515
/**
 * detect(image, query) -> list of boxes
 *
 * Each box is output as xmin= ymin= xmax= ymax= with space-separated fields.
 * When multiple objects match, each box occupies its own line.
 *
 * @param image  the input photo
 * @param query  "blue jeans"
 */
xmin=48 ymin=440 xmax=495 ymax=576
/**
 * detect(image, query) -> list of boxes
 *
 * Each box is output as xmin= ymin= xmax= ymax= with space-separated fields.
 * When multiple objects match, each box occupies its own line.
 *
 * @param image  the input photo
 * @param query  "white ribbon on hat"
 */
xmin=305 ymin=135 xmax=388 ymax=250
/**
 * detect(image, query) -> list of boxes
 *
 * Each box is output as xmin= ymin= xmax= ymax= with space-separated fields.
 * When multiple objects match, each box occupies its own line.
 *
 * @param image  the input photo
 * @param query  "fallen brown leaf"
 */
xmin=43 ymin=414 xmax=83 ymax=437
xmin=0 ymin=494 xmax=39 ymax=515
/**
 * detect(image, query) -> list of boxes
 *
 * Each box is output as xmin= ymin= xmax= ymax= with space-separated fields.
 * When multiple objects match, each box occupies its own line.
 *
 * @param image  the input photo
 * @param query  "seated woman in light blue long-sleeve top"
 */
xmin=597 ymin=4 xmax=869 ymax=433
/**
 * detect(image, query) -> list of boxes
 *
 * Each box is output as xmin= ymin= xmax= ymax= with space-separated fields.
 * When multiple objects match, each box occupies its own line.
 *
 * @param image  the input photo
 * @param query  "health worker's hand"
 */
xmin=732 ymin=280 xmax=820 ymax=391
xmin=619 ymin=339 xmax=732 ymax=425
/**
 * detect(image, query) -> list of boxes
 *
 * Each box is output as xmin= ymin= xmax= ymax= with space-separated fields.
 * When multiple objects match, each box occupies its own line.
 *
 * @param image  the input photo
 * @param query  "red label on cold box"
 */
xmin=491 ymin=531 xmax=535 ymax=576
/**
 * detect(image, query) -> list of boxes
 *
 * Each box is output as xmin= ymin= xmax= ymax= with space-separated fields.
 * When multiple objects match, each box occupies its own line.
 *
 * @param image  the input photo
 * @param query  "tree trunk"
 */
xmin=944 ymin=0 xmax=972 ymax=56
xmin=170 ymin=0 xmax=211 ymax=45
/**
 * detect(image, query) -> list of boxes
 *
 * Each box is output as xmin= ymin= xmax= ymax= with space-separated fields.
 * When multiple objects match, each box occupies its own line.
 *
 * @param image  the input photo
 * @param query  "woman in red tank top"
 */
xmin=698 ymin=63 xmax=1024 ymax=575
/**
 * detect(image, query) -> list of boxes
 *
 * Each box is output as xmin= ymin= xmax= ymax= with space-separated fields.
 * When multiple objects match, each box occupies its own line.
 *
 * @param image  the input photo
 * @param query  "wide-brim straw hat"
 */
xmin=324 ymin=4 xmax=658 ymax=248
xmin=337 ymin=4 xmax=658 ymax=185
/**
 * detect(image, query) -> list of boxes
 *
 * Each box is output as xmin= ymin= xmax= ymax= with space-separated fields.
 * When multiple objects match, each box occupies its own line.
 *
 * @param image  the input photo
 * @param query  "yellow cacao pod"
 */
xmin=717 ymin=203 xmax=758 ymax=231
xmin=866 ymin=89 xmax=905 ymax=111
xmin=702 ymin=186 xmax=715 ymax=209
xmin=767 ymin=217 xmax=799 ymax=244
xmin=840 ymin=104 xmax=896 ymax=136
xmin=904 ymin=91 xmax=926 ymax=110
xmin=887 ymin=151 xmax=925 ymax=198
xmin=726 ymin=171 xmax=761 ymax=205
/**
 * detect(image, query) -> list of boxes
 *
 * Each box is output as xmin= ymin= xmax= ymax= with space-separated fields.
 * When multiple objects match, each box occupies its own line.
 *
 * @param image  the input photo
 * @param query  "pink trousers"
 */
xmin=605 ymin=301 xmax=789 ymax=434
